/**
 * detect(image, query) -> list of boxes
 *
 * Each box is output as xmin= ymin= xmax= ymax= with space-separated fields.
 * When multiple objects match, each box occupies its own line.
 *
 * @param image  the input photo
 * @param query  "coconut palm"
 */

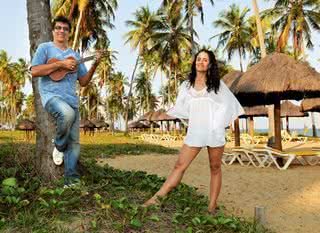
xmin=0 ymin=52 xmax=29 ymax=127
xmin=134 ymin=71 xmax=159 ymax=115
xmin=23 ymin=94 xmax=35 ymax=119
xmin=160 ymin=0 xmax=214 ymax=54
xmin=212 ymin=4 xmax=251 ymax=72
xmin=123 ymin=6 xmax=159 ymax=134
xmin=96 ymin=48 xmax=117 ymax=87
xmin=80 ymin=81 xmax=99 ymax=119
xmin=263 ymin=0 xmax=320 ymax=58
xmin=27 ymin=0 xmax=58 ymax=179
xmin=263 ymin=0 xmax=320 ymax=137
xmin=150 ymin=1 xmax=193 ymax=102
xmin=105 ymin=72 xmax=127 ymax=133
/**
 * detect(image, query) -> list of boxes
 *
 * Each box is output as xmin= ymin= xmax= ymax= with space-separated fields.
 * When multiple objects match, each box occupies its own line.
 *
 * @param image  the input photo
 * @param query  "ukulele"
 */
xmin=47 ymin=51 xmax=106 ymax=81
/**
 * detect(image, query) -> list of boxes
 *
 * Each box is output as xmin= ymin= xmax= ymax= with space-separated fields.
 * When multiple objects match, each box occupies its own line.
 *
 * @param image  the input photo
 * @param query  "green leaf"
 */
xmin=2 ymin=177 xmax=17 ymax=187
xmin=191 ymin=217 xmax=201 ymax=225
xmin=130 ymin=218 xmax=142 ymax=228
xmin=149 ymin=215 xmax=160 ymax=222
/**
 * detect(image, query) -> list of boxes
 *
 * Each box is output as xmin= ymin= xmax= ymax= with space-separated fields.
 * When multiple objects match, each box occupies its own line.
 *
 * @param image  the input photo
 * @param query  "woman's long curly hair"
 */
xmin=187 ymin=49 xmax=220 ymax=94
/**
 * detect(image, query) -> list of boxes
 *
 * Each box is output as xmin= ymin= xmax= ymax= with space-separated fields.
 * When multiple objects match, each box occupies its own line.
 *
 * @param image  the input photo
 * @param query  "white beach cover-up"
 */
xmin=167 ymin=80 xmax=244 ymax=147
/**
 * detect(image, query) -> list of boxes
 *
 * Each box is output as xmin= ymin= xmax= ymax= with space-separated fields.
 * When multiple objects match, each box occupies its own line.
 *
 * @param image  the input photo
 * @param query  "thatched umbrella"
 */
xmin=239 ymin=106 xmax=268 ymax=137
xmin=128 ymin=121 xmax=150 ymax=132
xmin=139 ymin=109 xmax=166 ymax=133
xmin=80 ymin=119 xmax=95 ymax=136
xmin=281 ymin=101 xmax=308 ymax=133
xmin=223 ymin=70 xmax=243 ymax=92
xmin=222 ymin=70 xmax=244 ymax=146
xmin=301 ymin=98 xmax=320 ymax=112
xmin=301 ymin=98 xmax=320 ymax=136
xmin=91 ymin=119 xmax=109 ymax=131
xmin=231 ymin=53 xmax=320 ymax=150
xmin=16 ymin=119 xmax=35 ymax=140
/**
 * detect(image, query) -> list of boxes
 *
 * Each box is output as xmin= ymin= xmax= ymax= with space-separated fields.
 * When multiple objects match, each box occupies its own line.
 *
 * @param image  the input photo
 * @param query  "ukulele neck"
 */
xmin=78 ymin=55 xmax=96 ymax=64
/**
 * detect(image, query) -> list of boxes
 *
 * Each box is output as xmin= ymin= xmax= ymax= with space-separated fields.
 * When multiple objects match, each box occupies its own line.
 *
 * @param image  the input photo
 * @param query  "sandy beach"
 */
xmin=98 ymin=141 xmax=320 ymax=233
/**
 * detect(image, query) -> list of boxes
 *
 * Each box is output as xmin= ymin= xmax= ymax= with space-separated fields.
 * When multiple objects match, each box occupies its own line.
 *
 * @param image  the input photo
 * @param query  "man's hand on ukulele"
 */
xmin=59 ymin=59 xmax=77 ymax=71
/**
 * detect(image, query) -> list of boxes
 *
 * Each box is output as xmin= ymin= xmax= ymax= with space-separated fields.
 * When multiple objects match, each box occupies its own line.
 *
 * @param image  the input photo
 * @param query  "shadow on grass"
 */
xmin=81 ymin=143 xmax=178 ymax=159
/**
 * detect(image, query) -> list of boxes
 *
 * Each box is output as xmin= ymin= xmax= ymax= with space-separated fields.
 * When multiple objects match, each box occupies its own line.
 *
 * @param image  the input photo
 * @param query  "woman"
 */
xmin=144 ymin=49 xmax=244 ymax=214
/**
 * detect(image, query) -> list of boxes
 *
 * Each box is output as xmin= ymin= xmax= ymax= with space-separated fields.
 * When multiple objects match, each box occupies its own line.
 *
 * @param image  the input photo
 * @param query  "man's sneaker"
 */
xmin=52 ymin=147 xmax=64 ymax=166
xmin=63 ymin=183 xmax=80 ymax=189
xmin=63 ymin=179 xmax=81 ymax=189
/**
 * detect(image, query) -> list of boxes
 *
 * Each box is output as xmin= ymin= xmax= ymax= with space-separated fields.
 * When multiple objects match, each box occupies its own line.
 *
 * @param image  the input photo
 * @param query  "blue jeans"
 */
xmin=45 ymin=96 xmax=80 ymax=183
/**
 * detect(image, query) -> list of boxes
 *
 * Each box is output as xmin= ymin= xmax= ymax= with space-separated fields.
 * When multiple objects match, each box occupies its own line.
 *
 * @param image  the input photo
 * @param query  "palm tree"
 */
xmin=250 ymin=0 xmax=277 ymax=146
xmin=0 ymin=51 xmax=29 ymax=128
xmin=212 ymin=4 xmax=251 ymax=72
xmin=123 ymin=6 xmax=159 ymax=134
xmin=80 ymin=81 xmax=99 ymax=119
xmin=23 ymin=94 xmax=35 ymax=119
xmin=96 ymin=48 xmax=117 ymax=87
xmin=264 ymin=0 xmax=320 ymax=137
xmin=263 ymin=0 xmax=320 ymax=59
xmin=72 ymin=0 xmax=89 ymax=49
xmin=134 ymin=71 xmax=159 ymax=115
xmin=105 ymin=72 xmax=127 ymax=133
xmin=150 ymin=2 xmax=192 ymax=103
xmin=27 ymin=0 xmax=58 ymax=180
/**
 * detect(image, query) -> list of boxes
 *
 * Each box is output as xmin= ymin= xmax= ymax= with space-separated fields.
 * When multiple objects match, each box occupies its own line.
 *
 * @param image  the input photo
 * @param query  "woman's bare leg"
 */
xmin=144 ymin=144 xmax=202 ymax=206
xmin=207 ymin=146 xmax=224 ymax=212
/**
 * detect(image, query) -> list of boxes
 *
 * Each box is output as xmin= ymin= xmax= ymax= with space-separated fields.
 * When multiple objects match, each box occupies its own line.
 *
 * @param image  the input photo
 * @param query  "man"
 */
xmin=31 ymin=16 xmax=101 ymax=187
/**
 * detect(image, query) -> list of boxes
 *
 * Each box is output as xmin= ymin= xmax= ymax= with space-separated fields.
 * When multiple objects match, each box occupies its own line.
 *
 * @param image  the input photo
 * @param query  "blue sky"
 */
xmin=0 ymin=0 xmax=319 ymax=129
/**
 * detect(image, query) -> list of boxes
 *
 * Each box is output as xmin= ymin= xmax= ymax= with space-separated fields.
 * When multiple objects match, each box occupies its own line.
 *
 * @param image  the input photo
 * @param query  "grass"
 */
xmin=0 ymin=131 xmax=271 ymax=233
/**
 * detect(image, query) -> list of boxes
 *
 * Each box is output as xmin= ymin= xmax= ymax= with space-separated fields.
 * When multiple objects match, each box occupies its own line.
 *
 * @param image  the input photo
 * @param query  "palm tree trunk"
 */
xmin=238 ymin=47 xmax=244 ymax=72
xmin=124 ymin=55 xmax=140 ymax=135
xmin=68 ymin=0 xmax=77 ymax=20
xmin=311 ymin=113 xmax=317 ymax=137
xmin=273 ymin=98 xmax=282 ymax=151
xmin=27 ymin=0 xmax=61 ymax=180
xmin=251 ymin=0 xmax=275 ymax=145
xmin=168 ymin=69 xmax=172 ymax=106
xmin=72 ymin=10 xmax=83 ymax=50
xmin=251 ymin=0 xmax=266 ymax=57
xmin=187 ymin=6 xmax=196 ymax=55
xmin=174 ymin=69 xmax=177 ymax=97
xmin=234 ymin=119 xmax=240 ymax=147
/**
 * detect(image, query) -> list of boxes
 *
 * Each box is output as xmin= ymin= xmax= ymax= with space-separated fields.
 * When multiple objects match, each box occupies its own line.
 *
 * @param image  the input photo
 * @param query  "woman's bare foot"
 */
xmin=208 ymin=206 xmax=220 ymax=216
xmin=142 ymin=196 xmax=160 ymax=207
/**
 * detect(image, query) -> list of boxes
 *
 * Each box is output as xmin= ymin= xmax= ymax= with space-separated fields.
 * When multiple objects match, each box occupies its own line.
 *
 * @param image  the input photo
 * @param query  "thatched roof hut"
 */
xmin=16 ymin=119 xmax=35 ymax=130
xmin=230 ymin=53 xmax=320 ymax=150
xmin=80 ymin=119 xmax=95 ymax=128
xmin=156 ymin=112 xmax=178 ymax=121
xmin=222 ymin=70 xmax=243 ymax=92
xmin=301 ymin=98 xmax=320 ymax=112
xmin=240 ymin=106 xmax=268 ymax=118
xmin=128 ymin=121 xmax=150 ymax=129
xmin=241 ymin=101 xmax=307 ymax=118
xmin=139 ymin=109 xmax=166 ymax=121
xmin=90 ymin=119 xmax=109 ymax=129
xmin=233 ymin=53 xmax=320 ymax=106
xmin=280 ymin=101 xmax=308 ymax=117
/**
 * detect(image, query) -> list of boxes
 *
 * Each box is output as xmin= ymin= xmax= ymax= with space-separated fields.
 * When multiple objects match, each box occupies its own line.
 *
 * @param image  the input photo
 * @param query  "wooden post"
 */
xmin=249 ymin=116 xmax=254 ymax=138
xmin=234 ymin=119 xmax=240 ymax=147
xmin=254 ymin=206 xmax=266 ymax=226
xmin=274 ymin=99 xmax=282 ymax=151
